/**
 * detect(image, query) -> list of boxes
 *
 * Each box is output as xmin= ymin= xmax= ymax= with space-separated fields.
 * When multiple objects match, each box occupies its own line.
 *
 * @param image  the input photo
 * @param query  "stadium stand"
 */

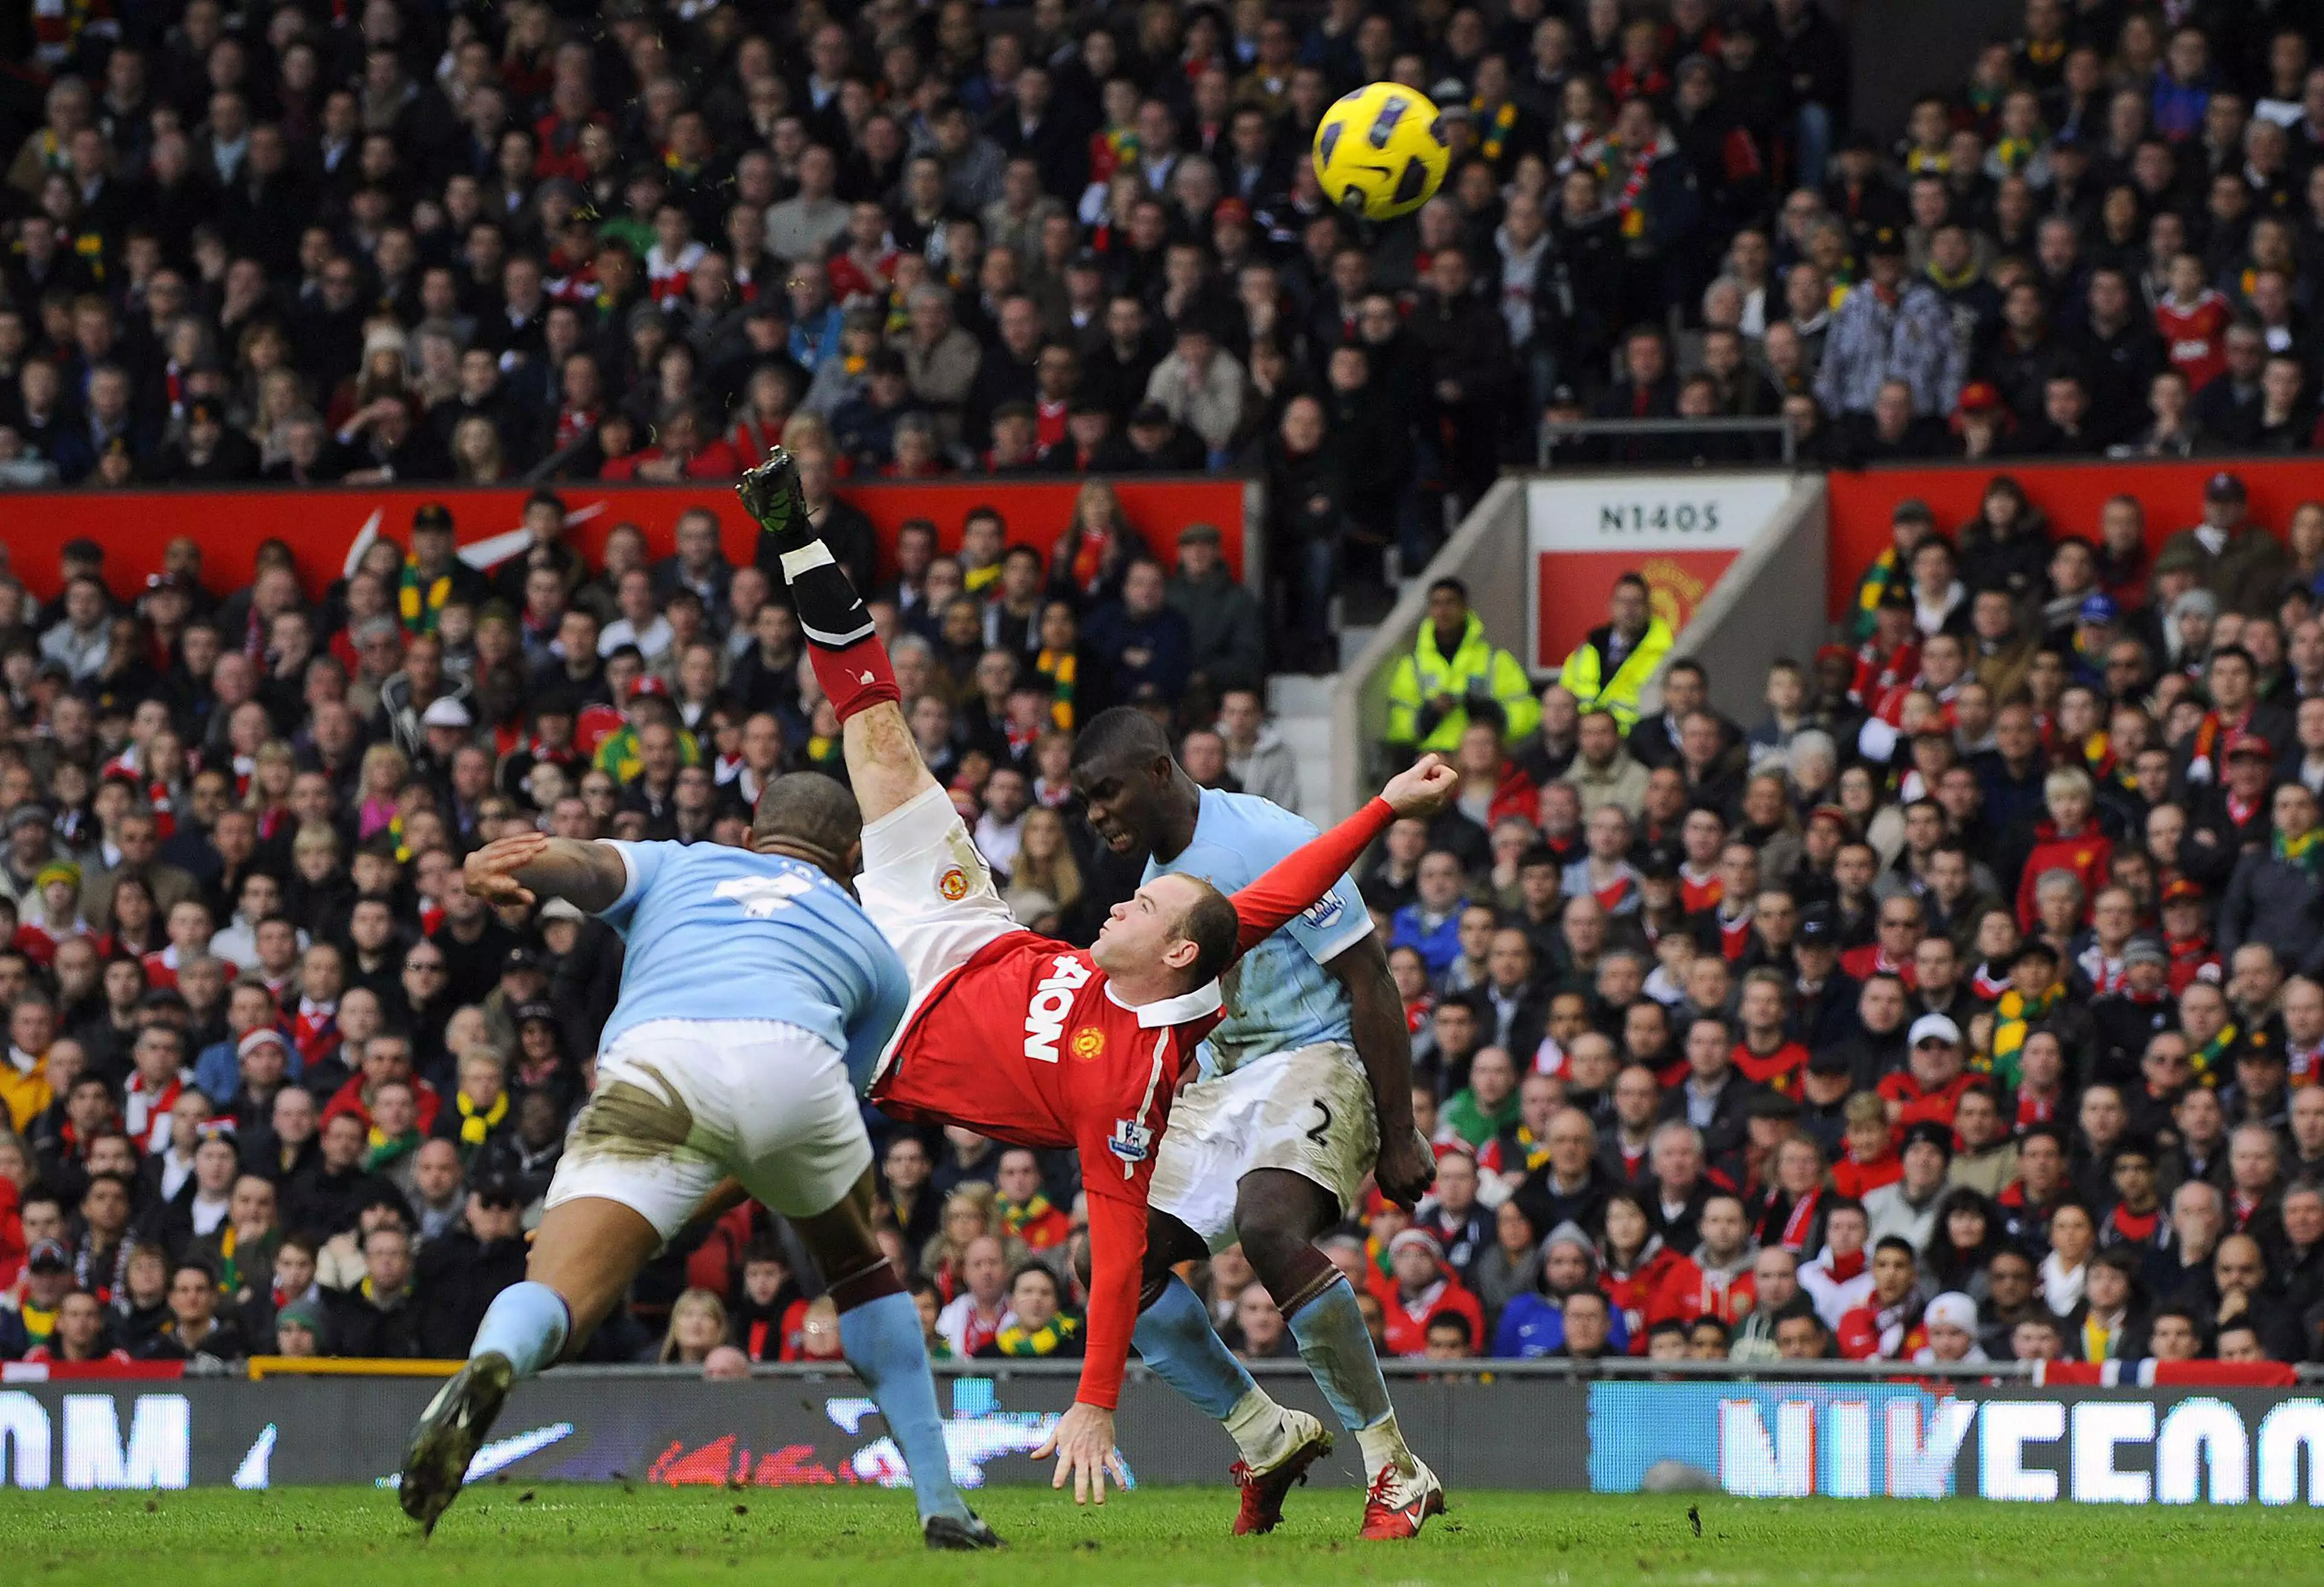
xmin=4 ymin=0 xmax=2324 ymax=1387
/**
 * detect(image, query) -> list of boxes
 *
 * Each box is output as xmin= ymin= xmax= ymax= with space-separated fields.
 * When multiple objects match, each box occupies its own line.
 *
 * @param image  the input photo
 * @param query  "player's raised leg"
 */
xmin=737 ymin=453 xmax=931 ymax=824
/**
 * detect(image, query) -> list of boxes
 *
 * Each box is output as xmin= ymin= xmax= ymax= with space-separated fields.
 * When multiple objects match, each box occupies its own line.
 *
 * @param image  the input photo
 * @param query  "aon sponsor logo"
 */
xmin=1024 ymin=954 xmax=1092 ymax=1062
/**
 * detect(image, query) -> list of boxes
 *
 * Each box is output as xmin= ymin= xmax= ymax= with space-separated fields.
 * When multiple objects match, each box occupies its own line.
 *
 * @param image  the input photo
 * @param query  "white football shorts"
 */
xmin=547 ymin=1017 xmax=871 ymax=1237
xmin=1146 ymin=1042 xmax=1380 ymax=1253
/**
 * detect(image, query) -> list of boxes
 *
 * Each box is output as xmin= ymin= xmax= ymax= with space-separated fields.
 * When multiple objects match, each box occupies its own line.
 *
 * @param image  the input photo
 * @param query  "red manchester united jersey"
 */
xmin=2156 ymin=290 xmax=2231 ymax=391
xmin=868 ymin=792 xmax=1400 ymax=1410
xmin=875 ymin=931 xmax=1224 ymax=1205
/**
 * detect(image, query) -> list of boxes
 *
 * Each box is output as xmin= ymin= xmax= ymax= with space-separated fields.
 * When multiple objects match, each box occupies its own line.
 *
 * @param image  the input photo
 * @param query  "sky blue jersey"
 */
xmin=1141 ymin=788 xmax=1373 ymax=1078
xmin=597 ymin=841 xmax=911 ymax=1090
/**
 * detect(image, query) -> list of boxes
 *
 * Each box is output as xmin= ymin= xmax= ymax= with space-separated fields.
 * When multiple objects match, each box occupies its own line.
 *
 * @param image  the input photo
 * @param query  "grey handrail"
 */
xmin=1538 ymin=415 xmax=1799 ymax=468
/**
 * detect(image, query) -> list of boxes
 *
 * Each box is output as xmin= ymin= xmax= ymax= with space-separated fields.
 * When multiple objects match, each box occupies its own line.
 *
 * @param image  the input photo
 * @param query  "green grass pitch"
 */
xmin=0 ymin=1485 xmax=2313 ymax=1585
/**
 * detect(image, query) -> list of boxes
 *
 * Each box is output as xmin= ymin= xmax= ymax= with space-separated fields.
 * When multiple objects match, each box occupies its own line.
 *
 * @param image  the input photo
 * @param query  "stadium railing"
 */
xmin=28 ymin=1356 xmax=2313 ymax=1382
xmin=1537 ymin=416 xmax=1801 ymax=468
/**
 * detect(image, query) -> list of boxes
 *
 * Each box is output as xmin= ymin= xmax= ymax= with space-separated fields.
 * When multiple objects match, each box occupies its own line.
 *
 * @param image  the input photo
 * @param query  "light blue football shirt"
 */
xmin=1141 ymin=788 xmax=1372 ymax=1078
xmin=597 ymin=841 xmax=911 ymax=1090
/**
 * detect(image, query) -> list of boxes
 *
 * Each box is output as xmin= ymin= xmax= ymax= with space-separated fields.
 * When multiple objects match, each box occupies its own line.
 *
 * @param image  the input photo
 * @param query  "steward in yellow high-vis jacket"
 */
xmin=1385 ymin=579 xmax=1541 ymax=756
xmin=1556 ymin=573 xmax=1673 ymax=731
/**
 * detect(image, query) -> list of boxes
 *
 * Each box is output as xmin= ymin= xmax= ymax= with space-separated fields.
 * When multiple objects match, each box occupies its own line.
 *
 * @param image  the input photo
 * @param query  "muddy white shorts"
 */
xmin=547 ymin=1017 xmax=872 ymax=1237
xmin=1146 ymin=1042 xmax=1380 ymax=1253
xmin=855 ymin=782 xmax=1025 ymax=1072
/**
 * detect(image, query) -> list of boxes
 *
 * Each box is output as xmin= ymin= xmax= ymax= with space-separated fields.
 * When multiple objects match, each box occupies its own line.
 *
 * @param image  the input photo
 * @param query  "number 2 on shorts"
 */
xmin=1305 ymin=1098 xmax=1333 ymax=1148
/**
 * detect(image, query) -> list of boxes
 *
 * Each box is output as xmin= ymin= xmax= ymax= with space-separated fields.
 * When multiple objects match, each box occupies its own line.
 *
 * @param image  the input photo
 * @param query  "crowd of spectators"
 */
xmin=0 ymin=470 xmax=1289 ymax=1367
xmin=10 ymin=0 xmax=2324 ymax=1381
xmin=1346 ymin=470 xmax=2324 ymax=1370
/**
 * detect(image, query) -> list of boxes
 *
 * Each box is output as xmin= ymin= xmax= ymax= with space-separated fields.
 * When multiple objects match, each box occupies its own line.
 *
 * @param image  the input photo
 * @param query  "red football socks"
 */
xmin=778 ymin=539 xmax=901 ymax=722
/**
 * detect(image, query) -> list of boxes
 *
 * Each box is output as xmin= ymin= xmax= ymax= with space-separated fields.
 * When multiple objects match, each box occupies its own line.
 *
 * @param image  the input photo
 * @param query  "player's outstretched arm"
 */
xmin=1223 ymin=754 xmax=1458 ymax=957
xmin=1033 ymin=1193 xmax=1144 ymax=1505
xmin=464 ymin=831 xmax=628 ymax=915
xmin=737 ymin=454 xmax=935 ymax=827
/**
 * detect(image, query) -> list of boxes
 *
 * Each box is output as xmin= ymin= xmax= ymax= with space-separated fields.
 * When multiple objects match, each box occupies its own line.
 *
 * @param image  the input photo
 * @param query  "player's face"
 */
xmin=1072 ymin=752 xmax=1175 ymax=855
xmin=1092 ymin=875 xmax=1204 ymax=978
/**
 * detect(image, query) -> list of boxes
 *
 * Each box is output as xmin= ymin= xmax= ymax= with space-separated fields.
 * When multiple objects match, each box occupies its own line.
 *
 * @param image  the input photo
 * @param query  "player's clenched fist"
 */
xmin=1374 ymin=1125 xmax=1439 ymax=1210
xmin=464 ymin=830 xmax=551 ymax=909
xmin=1380 ymin=753 xmax=1457 ymax=819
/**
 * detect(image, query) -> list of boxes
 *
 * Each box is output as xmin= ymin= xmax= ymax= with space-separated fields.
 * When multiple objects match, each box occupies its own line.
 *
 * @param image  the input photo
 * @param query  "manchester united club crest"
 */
xmin=937 ymin=866 xmax=969 ymax=901
xmin=1069 ymin=1027 xmax=1106 ymax=1062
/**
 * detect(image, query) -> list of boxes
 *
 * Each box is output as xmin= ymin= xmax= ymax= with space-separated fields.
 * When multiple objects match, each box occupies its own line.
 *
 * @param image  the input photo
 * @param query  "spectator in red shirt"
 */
xmin=1831 ymin=1093 xmax=1903 ymax=1199
xmin=22 ymin=1290 xmax=133 ymax=1367
xmin=2013 ymin=766 xmax=2114 ymax=930
xmin=1732 ymin=968 xmax=1808 ymax=1093
xmin=1648 ymin=1192 xmax=1760 ymax=1328
xmin=1373 ymin=1228 xmax=1487 ymax=1359
xmin=1836 ymin=1235 xmax=1926 ymax=1360
xmin=1841 ymin=893 xmax=1925 ymax=986
xmin=1598 ymin=1191 xmax=1686 ymax=1349
xmin=317 ymin=1031 xmax=442 ymax=1136
xmin=1879 ymin=1013 xmax=1980 ymax=1128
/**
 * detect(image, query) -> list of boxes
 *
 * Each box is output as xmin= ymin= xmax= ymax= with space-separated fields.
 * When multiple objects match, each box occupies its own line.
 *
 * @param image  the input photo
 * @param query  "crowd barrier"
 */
xmin=4 ymin=1360 xmax=2321 ymax=1503
xmin=0 ymin=476 xmax=1258 ymax=603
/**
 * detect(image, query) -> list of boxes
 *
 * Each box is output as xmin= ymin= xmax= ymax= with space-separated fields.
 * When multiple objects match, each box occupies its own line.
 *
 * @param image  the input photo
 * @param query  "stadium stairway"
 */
xmin=1267 ymin=618 xmax=1375 ymax=829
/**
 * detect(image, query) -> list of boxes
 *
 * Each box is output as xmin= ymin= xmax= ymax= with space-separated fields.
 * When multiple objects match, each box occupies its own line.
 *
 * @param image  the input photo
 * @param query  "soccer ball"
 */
xmin=1311 ymin=82 xmax=1452 ymax=222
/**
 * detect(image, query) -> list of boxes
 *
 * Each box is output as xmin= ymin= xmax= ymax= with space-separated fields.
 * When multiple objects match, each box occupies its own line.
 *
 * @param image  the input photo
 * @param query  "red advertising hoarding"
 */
xmin=1823 ymin=457 xmax=2324 ymax=620
xmin=1 ymin=477 xmax=1253 ymax=603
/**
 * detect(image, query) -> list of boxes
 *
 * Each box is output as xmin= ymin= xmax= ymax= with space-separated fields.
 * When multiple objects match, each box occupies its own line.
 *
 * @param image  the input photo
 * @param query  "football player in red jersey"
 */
xmin=737 ymin=453 xmax=1458 ymax=1505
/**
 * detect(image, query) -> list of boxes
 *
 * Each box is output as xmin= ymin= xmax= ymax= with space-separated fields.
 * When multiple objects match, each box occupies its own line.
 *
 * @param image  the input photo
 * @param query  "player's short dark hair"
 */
xmin=1175 ymin=880 xmax=1241 ymax=989
xmin=752 ymin=772 xmax=862 ymax=868
xmin=1070 ymin=705 xmax=1173 ymax=773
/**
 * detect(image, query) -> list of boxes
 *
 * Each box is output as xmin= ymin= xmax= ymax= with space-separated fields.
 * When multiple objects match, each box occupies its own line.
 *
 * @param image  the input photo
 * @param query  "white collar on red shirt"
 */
xmin=1107 ymin=977 xmax=1225 ymax=1028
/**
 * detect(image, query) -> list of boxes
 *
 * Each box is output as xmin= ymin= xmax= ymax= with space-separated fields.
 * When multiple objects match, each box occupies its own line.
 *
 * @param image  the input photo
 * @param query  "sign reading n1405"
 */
xmin=1600 ymin=502 xmax=1722 ymax=534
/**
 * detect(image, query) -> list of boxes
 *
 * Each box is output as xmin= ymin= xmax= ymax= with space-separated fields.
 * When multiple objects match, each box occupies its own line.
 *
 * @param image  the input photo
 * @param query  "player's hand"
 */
xmin=464 ymin=830 xmax=550 ymax=909
xmin=1380 ymin=753 xmax=1457 ymax=819
xmin=1033 ymin=1402 xmax=1126 ymax=1505
xmin=1374 ymin=1125 xmax=1437 ymax=1210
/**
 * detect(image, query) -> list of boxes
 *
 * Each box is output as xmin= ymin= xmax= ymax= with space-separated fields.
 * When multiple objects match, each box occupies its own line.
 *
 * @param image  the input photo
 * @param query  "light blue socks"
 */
xmin=468 ymin=1280 xmax=570 ymax=1378
xmin=1132 ymin=1275 xmax=1259 ymax=1417
xmin=839 ymin=1291 xmax=970 ymax=1522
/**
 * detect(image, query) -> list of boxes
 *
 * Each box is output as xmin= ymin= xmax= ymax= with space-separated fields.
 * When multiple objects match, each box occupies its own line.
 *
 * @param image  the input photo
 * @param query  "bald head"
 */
xmin=752 ymin=772 xmax=863 ymax=876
